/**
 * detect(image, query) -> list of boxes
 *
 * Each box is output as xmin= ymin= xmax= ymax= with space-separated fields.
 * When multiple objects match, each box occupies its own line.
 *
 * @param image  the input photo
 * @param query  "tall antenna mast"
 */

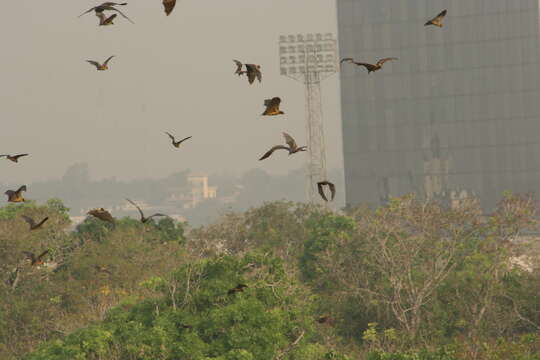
xmin=279 ymin=33 xmax=338 ymax=203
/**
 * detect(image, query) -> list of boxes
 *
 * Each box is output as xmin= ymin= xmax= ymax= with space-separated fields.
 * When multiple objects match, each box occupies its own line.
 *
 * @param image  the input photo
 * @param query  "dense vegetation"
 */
xmin=1 ymin=195 xmax=539 ymax=359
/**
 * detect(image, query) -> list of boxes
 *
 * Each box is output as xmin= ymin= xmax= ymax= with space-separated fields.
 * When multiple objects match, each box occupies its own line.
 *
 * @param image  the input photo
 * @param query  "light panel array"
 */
xmin=279 ymin=33 xmax=337 ymax=77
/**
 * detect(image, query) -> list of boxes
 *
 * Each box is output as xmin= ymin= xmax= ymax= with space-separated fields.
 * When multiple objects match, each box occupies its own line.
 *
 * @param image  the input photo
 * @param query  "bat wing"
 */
xmin=425 ymin=10 xmax=447 ymax=26
xmin=245 ymin=64 xmax=258 ymax=84
xmin=110 ymin=7 xmax=135 ymax=23
xmin=165 ymin=132 xmax=176 ymax=142
xmin=259 ymin=145 xmax=289 ymax=161
xmin=78 ymin=7 xmax=96 ymax=18
xmin=36 ymin=250 xmax=50 ymax=261
xmin=435 ymin=9 xmax=447 ymax=21
xmin=246 ymin=70 xmax=257 ymax=84
xmin=376 ymin=57 xmax=398 ymax=66
xmin=102 ymin=2 xmax=129 ymax=6
xmin=177 ymin=136 xmax=192 ymax=145
xmin=163 ymin=0 xmax=176 ymax=15
xmin=263 ymin=97 xmax=281 ymax=115
xmin=86 ymin=60 xmax=101 ymax=69
xmin=126 ymin=198 xmax=145 ymax=220
xmin=255 ymin=68 xmax=262 ymax=82
xmin=22 ymin=251 xmax=35 ymax=262
xmin=282 ymin=132 xmax=297 ymax=149
xmin=233 ymin=60 xmax=243 ymax=74
xmin=88 ymin=208 xmax=115 ymax=222
xmin=21 ymin=215 xmax=36 ymax=227
xmin=101 ymin=211 xmax=115 ymax=223
xmin=327 ymin=182 xmax=336 ymax=200
xmin=103 ymin=13 xmax=117 ymax=24
xmin=317 ymin=182 xmax=328 ymax=201
xmin=103 ymin=55 xmax=115 ymax=66
xmin=36 ymin=217 xmax=49 ymax=228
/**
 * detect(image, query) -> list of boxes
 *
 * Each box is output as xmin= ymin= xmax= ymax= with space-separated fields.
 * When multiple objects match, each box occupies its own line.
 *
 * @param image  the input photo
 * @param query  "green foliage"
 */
xmin=75 ymin=215 xmax=186 ymax=245
xmin=300 ymin=195 xmax=540 ymax=355
xmin=479 ymin=334 xmax=540 ymax=360
xmin=151 ymin=217 xmax=186 ymax=244
xmin=27 ymin=253 xmax=341 ymax=360
xmin=0 ymin=201 xmax=39 ymax=220
xmin=367 ymin=349 xmax=457 ymax=360
xmin=1 ymin=198 xmax=539 ymax=360
xmin=0 ymin=199 xmax=186 ymax=360
xmin=0 ymin=196 xmax=68 ymax=222
xmin=46 ymin=198 xmax=70 ymax=220
xmin=190 ymin=201 xmax=326 ymax=261
xmin=291 ymin=344 xmax=349 ymax=360
xmin=75 ymin=216 xmax=114 ymax=242
xmin=300 ymin=213 xmax=355 ymax=284
xmin=28 ymin=327 xmax=114 ymax=360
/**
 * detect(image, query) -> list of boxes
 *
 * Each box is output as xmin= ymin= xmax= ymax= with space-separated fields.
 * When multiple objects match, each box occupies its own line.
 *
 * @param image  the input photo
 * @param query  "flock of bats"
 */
xmin=3 ymin=4 xmax=448 ymax=268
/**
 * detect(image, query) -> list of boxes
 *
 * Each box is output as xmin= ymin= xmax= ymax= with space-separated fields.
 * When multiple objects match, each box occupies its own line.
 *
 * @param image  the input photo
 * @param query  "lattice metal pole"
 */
xmin=304 ymin=71 xmax=327 ymax=202
xmin=279 ymin=33 xmax=337 ymax=203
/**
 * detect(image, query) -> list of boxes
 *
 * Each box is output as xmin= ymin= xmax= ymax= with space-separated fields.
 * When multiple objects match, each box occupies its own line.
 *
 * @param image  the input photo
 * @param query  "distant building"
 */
xmin=338 ymin=1 xmax=540 ymax=210
xmin=185 ymin=175 xmax=217 ymax=208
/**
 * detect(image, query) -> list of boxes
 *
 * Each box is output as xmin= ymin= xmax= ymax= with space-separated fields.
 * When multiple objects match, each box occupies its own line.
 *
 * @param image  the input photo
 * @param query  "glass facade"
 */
xmin=338 ymin=0 xmax=540 ymax=209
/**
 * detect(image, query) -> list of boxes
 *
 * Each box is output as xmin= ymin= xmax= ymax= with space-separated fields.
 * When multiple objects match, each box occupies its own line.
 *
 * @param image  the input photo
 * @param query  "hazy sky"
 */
xmin=1 ymin=0 xmax=342 ymax=184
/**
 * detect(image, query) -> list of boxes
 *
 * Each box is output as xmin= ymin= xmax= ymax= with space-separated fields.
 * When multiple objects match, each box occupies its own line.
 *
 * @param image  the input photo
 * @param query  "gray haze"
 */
xmin=1 ymin=0 xmax=342 ymax=185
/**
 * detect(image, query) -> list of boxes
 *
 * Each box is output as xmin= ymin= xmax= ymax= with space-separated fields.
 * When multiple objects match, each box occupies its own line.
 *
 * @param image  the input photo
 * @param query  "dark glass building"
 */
xmin=338 ymin=0 xmax=540 ymax=209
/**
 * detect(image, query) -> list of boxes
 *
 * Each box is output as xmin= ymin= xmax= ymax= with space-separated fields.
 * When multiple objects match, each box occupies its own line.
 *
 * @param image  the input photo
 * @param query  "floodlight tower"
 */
xmin=279 ymin=33 xmax=338 ymax=203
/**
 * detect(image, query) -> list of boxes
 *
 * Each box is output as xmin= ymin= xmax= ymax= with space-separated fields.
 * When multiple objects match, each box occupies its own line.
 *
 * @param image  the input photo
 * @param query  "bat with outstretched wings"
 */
xmin=317 ymin=181 xmax=336 ymax=202
xmin=425 ymin=9 xmax=447 ymax=27
xmin=126 ymin=198 xmax=167 ymax=223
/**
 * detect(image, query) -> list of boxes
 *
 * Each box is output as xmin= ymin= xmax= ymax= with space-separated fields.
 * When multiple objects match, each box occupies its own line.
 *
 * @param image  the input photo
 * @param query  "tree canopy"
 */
xmin=0 ymin=196 xmax=538 ymax=360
